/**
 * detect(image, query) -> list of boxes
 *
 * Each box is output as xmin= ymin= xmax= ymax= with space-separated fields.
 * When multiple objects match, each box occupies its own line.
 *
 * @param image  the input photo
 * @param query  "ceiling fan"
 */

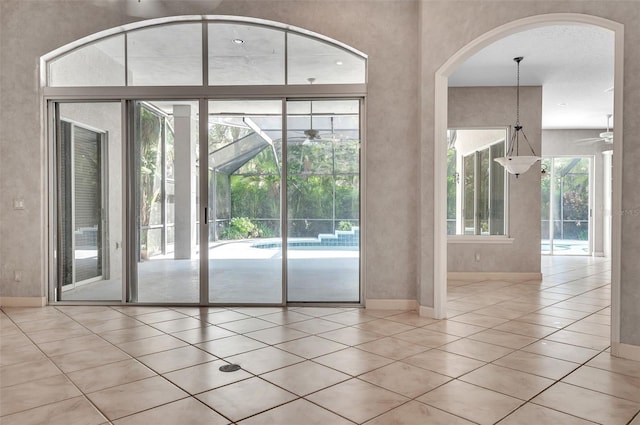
xmin=576 ymin=114 xmax=614 ymax=145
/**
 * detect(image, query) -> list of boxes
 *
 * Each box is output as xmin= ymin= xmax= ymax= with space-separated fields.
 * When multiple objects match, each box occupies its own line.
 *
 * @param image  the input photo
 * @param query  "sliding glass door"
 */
xmin=207 ymin=100 xmax=283 ymax=304
xmin=541 ymin=156 xmax=592 ymax=255
xmin=286 ymin=100 xmax=361 ymax=302
xmin=55 ymin=102 xmax=122 ymax=301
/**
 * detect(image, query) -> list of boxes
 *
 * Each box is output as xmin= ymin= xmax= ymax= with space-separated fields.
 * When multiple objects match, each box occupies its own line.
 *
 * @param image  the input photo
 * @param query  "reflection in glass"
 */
xmin=209 ymin=24 xmax=285 ymax=85
xmin=287 ymin=33 xmax=365 ymax=85
xmin=49 ymin=36 xmax=125 ymax=87
xmin=57 ymin=102 xmax=123 ymax=301
xmin=128 ymin=24 xmax=202 ymax=86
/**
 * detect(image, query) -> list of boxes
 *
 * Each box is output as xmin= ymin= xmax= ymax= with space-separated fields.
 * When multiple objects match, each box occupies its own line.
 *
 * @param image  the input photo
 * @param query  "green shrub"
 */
xmin=337 ymin=221 xmax=353 ymax=231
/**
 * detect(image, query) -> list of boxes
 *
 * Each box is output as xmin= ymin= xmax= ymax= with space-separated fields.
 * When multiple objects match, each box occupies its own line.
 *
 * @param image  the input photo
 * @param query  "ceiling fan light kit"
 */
xmin=494 ymin=56 xmax=541 ymax=178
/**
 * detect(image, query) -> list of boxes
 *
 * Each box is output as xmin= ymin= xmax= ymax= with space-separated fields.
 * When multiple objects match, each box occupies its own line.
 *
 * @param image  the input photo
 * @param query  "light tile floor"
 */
xmin=2 ymin=256 xmax=640 ymax=424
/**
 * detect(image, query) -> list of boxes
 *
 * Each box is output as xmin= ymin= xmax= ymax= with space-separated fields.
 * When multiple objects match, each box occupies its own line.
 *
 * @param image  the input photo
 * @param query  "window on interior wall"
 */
xmin=447 ymin=128 xmax=507 ymax=236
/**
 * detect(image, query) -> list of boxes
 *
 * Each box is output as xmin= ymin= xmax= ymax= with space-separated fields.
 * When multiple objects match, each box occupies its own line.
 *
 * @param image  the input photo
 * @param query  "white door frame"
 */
xmin=431 ymin=13 xmax=624 ymax=348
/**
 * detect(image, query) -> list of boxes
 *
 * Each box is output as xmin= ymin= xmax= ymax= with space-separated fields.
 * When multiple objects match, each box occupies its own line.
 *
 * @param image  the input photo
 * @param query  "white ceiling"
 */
xmin=449 ymin=24 xmax=614 ymax=130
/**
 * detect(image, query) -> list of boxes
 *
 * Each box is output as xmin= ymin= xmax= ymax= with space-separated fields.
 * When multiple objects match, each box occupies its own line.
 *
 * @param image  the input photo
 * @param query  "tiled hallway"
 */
xmin=1 ymin=257 xmax=639 ymax=424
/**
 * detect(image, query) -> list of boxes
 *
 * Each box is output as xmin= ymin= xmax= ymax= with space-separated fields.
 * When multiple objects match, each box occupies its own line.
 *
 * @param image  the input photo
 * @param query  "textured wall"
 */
xmin=447 ymin=86 xmax=542 ymax=273
xmin=0 ymin=0 xmax=420 ymax=301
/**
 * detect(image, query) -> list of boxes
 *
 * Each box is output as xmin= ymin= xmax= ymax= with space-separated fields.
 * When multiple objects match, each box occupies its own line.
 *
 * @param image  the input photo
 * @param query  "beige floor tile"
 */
xmin=67 ymin=358 xmax=156 ymax=393
xmin=360 ymin=361 xmax=450 ymax=397
xmin=229 ymin=307 xmax=286 ymax=317
xmin=111 ymin=306 xmax=168 ymax=316
xmin=82 ymin=316 xmax=144 ymax=333
xmin=285 ymin=318 xmax=345 ymax=334
xmin=581 ymin=313 xmax=611 ymax=325
xmin=471 ymin=306 xmax=526 ymax=320
xmin=522 ymin=340 xmax=600 ymax=363
xmin=385 ymin=311 xmax=439 ymax=327
xmin=537 ymin=306 xmax=591 ymax=320
xmin=0 ymin=343 xmax=46 ymax=367
xmin=87 ymin=376 xmax=188 ymax=420
xmin=261 ymin=361 xmax=350 ymax=396
xmin=171 ymin=325 xmax=236 ymax=344
xmin=14 ymin=317 xmax=79 ymax=333
xmin=417 ymin=380 xmax=522 ymax=425
xmin=355 ymin=318 xmax=416 ymax=336
xmin=459 ymin=363 xmax=554 ymax=400
xmin=225 ymin=346 xmax=304 ymax=375
xmin=515 ymin=313 xmax=576 ymax=328
xmin=364 ymin=400 xmax=476 ymax=425
xmin=98 ymin=325 xmax=164 ymax=344
xmin=117 ymin=334 xmax=189 ymax=357
xmin=424 ymin=321 xmax=486 ymax=337
xmin=493 ymin=350 xmax=579 ymax=380
xmin=563 ymin=366 xmax=640 ymax=403
xmin=565 ymin=321 xmax=610 ymax=340
xmin=295 ymin=307 xmax=353 ymax=317
xmin=439 ymin=338 xmax=513 ymax=362
xmin=403 ymin=348 xmax=486 ymax=377
xmin=314 ymin=347 xmax=394 ymax=376
xmin=533 ymin=382 xmax=640 ymax=425
xmin=244 ymin=326 xmax=308 ymax=345
xmin=197 ymin=377 xmax=296 ymax=422
xmin=318 ymin=326 xmax=383 ymax=345
xmin=260 ymin=310 xmax=314 ymax=325
xmin=196 ymin=334 xmax=267 ymax=358
xmin=450 ymin=312 xmax=510 ymax=328
xmin=492 ymin=321 xmax=558 ymax=338
xmin=587 ymin=352 xmax=640 ymax=379
xmin=630 ymin=413 xmax=640 ymax=425
xmin=275 ymin=335 xmax=347 ymax=358
xmin=37 ymin=334 xmax=113 ymax=358
xmin=498 ymin=402 xmax=598 ymax=425
xmin=0 ymin=374 xmax=81 ymax=417
xmin=0 ymin=358 xmax=61 ymax=388
xmin=306 ymin=378 xmax=408 ymax=423
xmin=149 ymin=317 xmax=208 ymax=333
xmin=392 ymin=327 xmax=460 ymax=348
xmin=202 ymin=310 xmax=251 ymax=325
xmin=356 ymin=336 xmax=430 ymax=360
xmin=468 ymin=329 xmax=538 ymax=349
xmin=135 ymin=310 xmax=190 ymax=324
xmin=553 ymin=301 xmax=605 ymax=313
xmin=112 ymin=397 xmax=230 ymax=425
xmin=239 ymin=398 xmax=353 ymax=425
xmin=50 ymin=345 xmax=131 ymax=373
xmin=0 ymin=396 xmax=107 ymax=425
xmin=544 ymin=329 xmax=610 ymax=351
xmin=217 ymin=317 xmax=278 ymax=333
xmin=23 ymin=325 xmax=92 ymax=345
xmin=137 ymin=346 xmax=217 ymax=374
xmin=163 ymin=359 xmax=253 ymax=394
xmin=67 ymin=309 xmax=128 ymax=323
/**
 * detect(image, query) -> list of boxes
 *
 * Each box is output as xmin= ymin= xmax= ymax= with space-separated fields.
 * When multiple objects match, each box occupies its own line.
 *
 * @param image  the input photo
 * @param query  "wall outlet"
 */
xmin=13 ymin=198 xmax=25 ymax=210
xmin=474 ymin=252 xmax=481 ymax=262
xmin=14 ymin=270 xmax=22 ymax=282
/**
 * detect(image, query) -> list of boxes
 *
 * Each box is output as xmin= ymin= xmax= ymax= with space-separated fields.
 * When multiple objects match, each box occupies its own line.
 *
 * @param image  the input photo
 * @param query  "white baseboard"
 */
xmin=365 ymin=299 xmax=417 ymax=311
xmin=447 ymin=272 xmax=543 ymax=281
xmin=594 ymin=251 xmax=605 ymax=257
xmin=0 ymin=297 xmax=47 ymax=307
xmin=419 ymin=305 xmax=435 ymax=318
xmin=612 ymin=342 xmax=640 ymax=362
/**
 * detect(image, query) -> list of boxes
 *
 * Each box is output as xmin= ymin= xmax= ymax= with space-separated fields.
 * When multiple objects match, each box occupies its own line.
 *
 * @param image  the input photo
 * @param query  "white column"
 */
xmin=173 ymin=105 xmax=196 ymax=259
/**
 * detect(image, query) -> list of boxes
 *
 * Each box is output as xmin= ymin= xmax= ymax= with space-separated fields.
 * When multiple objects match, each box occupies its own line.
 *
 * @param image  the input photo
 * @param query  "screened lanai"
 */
xmin=43 ymin=16 xmax=366 ymax=305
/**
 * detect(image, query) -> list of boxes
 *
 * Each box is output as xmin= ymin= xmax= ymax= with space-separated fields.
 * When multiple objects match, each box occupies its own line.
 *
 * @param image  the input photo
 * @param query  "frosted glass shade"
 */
xmin=494 ymin=156 xmax=540 ymax=175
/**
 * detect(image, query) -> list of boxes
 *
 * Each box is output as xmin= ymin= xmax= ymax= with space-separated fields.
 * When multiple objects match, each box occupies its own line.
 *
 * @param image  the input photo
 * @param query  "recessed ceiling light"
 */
xmin=604 ymin=86 xmax=614 ymax=93
xmin=232 ymin=38 xmax=244 ymax=44
xmin=335 ymin=60 xmax=343 ymax=66
xmin=558 ymin=102 xmax=568 ymax=107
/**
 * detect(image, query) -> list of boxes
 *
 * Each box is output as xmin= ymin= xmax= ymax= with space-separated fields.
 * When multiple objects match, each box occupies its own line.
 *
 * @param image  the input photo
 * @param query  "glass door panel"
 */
xmin=56 ymin=102 xmax=122 ymax=301
xmin=286 ymin=100 xmax=360 ymax=302
xmin=208 ymin=100 xmax=283 ymax=304
xmin=131 ymin=100 xmax=199 ymax=302
xmin=541 ymin=156 xmax=591 ymax=255
xmin=541 ymin=158 xmax=552 ymax=255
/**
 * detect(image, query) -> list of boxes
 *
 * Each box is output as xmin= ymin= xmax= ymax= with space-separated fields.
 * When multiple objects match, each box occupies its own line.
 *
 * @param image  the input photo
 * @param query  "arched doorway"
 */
xmin=429 ymin=13 xmax=623 ymax=351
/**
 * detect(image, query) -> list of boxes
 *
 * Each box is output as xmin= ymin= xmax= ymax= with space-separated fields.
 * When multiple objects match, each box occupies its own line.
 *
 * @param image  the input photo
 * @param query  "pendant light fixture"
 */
xmin=494 ymin=56 xmax=540 ymax=177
